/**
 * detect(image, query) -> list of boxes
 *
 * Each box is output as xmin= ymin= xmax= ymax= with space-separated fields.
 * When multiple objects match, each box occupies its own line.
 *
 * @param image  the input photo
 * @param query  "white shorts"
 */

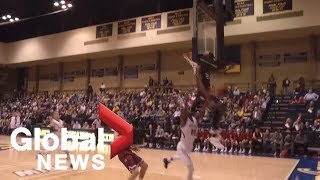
xmin=175 ymin=142 xmax=193 ymax=168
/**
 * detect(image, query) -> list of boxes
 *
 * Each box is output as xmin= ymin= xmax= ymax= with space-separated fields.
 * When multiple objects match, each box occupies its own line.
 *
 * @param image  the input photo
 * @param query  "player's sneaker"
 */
xmin=208 ymin=136 xmax=224 ymax=150
xmin=163 ymin=158 xmax=170 ymax=169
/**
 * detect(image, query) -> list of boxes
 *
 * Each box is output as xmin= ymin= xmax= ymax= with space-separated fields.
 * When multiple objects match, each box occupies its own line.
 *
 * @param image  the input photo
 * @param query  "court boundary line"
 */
xmin=286 ymin=159 xmax=300 ymax=180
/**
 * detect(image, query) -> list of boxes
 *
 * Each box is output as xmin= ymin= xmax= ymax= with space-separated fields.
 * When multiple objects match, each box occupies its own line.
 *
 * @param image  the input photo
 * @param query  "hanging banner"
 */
xmin=234 ymin=0 xmax=254 ymax=17
xmin=263 ymin=0 xmax=292 ymax=14
xmin=118 ymin=19 xmax=136 ymax=35
xmin=96 ymin=24 xmax=113 ymax=38
xmin=167 ymin=10 xmax=189 ymax=27
xmin=141 ymin=15 xmax=161 ymax=31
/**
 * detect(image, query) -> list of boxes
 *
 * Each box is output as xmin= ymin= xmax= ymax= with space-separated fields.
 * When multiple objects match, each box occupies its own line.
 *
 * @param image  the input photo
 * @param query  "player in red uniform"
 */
xmin=115 ymin=131 xmax=148 ymax=180
xmin=233 ymin=128 xmax=243 ymax=154
xmin=241 ymin=128 xmax=253 ymax=154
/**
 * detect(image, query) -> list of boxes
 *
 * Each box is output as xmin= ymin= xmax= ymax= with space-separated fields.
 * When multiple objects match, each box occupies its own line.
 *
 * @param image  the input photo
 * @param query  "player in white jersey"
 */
xmin=163 ymin=104 xmax=206 ymax=180
xmin=38 ymin=111 xmax=72 ymax=168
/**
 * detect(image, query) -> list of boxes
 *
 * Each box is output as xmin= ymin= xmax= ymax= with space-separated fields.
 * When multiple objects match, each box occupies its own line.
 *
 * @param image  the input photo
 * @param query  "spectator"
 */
xmin=267 ymin=74 xmax=277 ymax=95
xmin=304 ymin=89 xmax=319 ymax=103
xmin=10 ymin=113 xmax=16 ymax=134
xmin=282 ymin=77 xmax=290 ymax=95
xmin=155 ymin=125 xmax=165 ymax=148
xmin=241 ymin=128 xmax=253 ymax=154
xmin=271 ymin=130 xmax=283 ymax=156
xmin=298 ymin=76 xmax=306 ymax=93
xmin=233 ymin=87 xmax=240 ymax=97
xmin=168 ymin=124 xmax=179 ymax=149
xmin=293 ymin=116 xmax=304 ymax=131
xmin=294 ymin=130 xmax=307 ymax=155
xmin=294 ymin=84 xmax=304 ymax=98
xmin=252 ymin=128 xmax=263 ymax=153
xmin=100 ymin=83 xmax=106 ymax=94
xmin=73 ymin=120 xmax=81 ymax=129
xmin=145 ymin=124 xmax=155 ymax=148
xmin=281 ymin=133 xmax=293 ymax=157
xmin=148 ymin=76 xmax=154 ymax=87
xmin=262 ymin=129 xmax=272 ymax=153
xmin=86 ymin=84 xmax=94 ymax=102
xmin=82 ymin=121 xmax=90 ymax=129
xmin=92 ymin=118 xmax=102 ymax=129
xmin=284 ymin=118 xmax=293 ymax=132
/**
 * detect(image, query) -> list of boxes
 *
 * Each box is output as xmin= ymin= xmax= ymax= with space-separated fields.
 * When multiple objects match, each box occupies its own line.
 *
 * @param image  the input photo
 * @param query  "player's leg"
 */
xmin=178 ymin=147 xmax=194 ymax=180
xmin=163 ymin=142 xmax=183 ymax=168
xmin=129 ymin=168 xmax=140 ymax=180
xmin=138 ymin=161 xmax=148 ymax=180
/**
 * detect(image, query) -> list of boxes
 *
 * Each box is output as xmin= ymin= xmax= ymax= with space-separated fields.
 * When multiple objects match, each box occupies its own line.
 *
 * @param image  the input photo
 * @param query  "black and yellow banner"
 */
xmin=235 ymin=0 xmax=254 ymax=17
xmin=141 ymin=15 xmax=161 ymax=31
xmin=263 ymin=0 xmax=292 ymax=14
xmin=118 ymin=19 xmax=136 ymax=35
xmin=96 ymin=24 xmax=113 ymax=38
xmin=167 ymin=10 xmax=189 ymax=27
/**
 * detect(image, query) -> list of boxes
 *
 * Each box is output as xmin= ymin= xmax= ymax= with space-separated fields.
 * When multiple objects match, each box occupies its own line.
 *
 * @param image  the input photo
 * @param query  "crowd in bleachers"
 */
xmin=2 ymin=81 xmax=320 ymax=157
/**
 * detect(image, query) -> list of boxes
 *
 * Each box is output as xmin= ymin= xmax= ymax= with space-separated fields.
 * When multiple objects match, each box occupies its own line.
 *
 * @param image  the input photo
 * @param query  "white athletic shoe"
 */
xmin=223 ymin=147 xmax=227 ymax=153
xmin=248 ymin=149 xmax=252 ymax=155
xmin=229 ymin=148 xmax=233 ymax=153
xmin=212 ymin=147 xmax=218 ymax=152
xmin=208 ymin=137 xmax=224 ymax=150
xmin=234 ymin=149 xmax=238 ymax=153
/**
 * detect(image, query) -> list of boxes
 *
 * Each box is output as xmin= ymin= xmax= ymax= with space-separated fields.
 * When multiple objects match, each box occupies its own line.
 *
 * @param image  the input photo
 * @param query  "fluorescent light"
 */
xmin=2 ymin=16 xmax=6 ymax=20
xmin=9 ymin=19 xmax=14 ymax=22
xmin=60 ymin=0 xmax=65 ymax=4
xmin=54 ymin=2 xmax=59 ymax=6
xmin=67 ymin=3 xmax=72 ymax=8
xmin=61 ymin=5 xmax=67 ymax=9
xmin=15 ymin=17 xmax=19 ymax=21
xmin=7 ymin=15 xmax=11 ymax=18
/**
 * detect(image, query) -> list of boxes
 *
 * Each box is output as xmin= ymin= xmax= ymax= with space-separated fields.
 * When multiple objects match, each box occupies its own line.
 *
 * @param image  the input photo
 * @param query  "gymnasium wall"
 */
xmin=38 ymin=64 xmax=59 ymax=93
xmin=3 ymin=0 xmax=320 ymax=64
xmin=161 ymin=50 xmax=195 ymax=86
xmin=62 ymin=61 xmax=86 ymax=91
xmin=123 ymin=52 xmax=157 ymax=87
xmin=90 ymin=57 xmax=119 ymax=91
xmin=0 ymin=42 xmax=5 ymax=62
xmin=27 ymin=66 xmax=36 ymax=92
xmin=255 ymin=38 xmax=312 ymax=91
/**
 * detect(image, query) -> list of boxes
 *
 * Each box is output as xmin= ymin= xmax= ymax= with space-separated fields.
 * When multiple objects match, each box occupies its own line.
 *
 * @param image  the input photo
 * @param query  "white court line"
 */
xmin=108 ymin=165 xmax=202 ymax=179
xmin=286 ymin=159 xmax=300 ymax=180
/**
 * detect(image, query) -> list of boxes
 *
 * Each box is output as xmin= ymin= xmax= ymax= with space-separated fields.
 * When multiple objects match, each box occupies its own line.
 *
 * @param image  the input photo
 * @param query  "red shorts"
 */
xmin=118 ymin=149 xmax=143 ymax=172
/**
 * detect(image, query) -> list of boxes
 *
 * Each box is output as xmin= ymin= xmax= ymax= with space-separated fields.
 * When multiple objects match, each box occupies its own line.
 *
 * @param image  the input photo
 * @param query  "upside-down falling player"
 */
xmin=38 ymin=111 xmax=72 ymax=168
xmin=183 ymin=52 xmax=226 ymax=150
xmin=163 ymin=97 xmax=207 ymax=180
xmin=115 ymin=132 xmax=149 ymax=180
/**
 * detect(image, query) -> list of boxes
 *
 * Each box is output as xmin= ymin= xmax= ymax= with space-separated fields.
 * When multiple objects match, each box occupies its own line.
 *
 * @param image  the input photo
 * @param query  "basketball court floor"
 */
xmin=0 ymin=136 xmax=304 ymax=180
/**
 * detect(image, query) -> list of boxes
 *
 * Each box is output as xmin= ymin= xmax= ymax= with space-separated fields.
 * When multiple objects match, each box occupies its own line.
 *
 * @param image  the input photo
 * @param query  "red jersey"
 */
xmin=197 ymin=130 xmax=209 ymax=139
xmin=221 ymin=131 xmax=227 ymax=140
xmin=242 ymin=132 xmax=252 ymax=141
xmin=253 ymin=132 xmax=263 ymax=140
xmin=234 ymin=132 xmax=243 ymax=141
xmin=226 ymin=131 xmax=235 ymax=140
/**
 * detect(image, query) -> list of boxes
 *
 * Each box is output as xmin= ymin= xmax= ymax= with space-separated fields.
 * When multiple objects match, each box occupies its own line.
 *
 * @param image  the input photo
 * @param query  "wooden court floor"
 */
xmin=0 ymin=136 xmax=298 ymax=180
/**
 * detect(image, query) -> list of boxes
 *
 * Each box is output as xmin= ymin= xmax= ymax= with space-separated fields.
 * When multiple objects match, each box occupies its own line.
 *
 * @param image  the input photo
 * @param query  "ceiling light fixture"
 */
xmin=61 ymin=5 xmax=67 ymax=9
xmin=15 ymin=17 xmax=19 ymax=21
xmin=67 ymin=3 xmax=72 ymax=8
xmin=9 ymin=19 xmax=14 ymax=22
xmin=7 ymin=15 xmax=11 ymax=18
xmin=54 ymin=2 xmax=59 ymax=6
xmin=60 ymin=0 xmax=66 ymax=5
xmin=2 ymin=16 xmax=6 ymax=20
